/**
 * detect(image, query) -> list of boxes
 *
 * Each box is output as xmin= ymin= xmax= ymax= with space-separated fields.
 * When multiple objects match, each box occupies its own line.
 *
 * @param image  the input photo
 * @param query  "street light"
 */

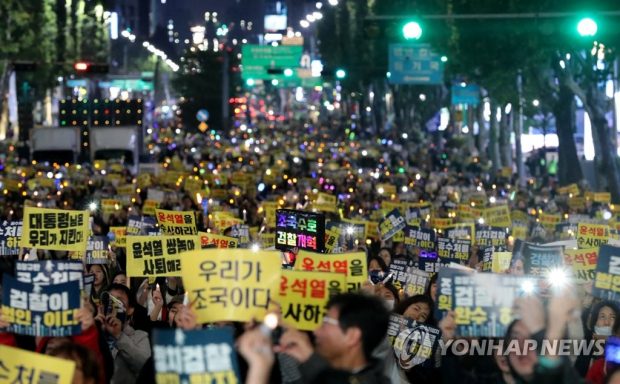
xmin=577 ymin=17 xmax=598 ymax=37
xmin=402 ymin=21 xmax=422 ymax=40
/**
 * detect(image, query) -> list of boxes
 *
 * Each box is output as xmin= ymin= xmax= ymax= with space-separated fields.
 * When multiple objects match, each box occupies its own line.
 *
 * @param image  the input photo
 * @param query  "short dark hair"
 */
xmin=327 ymin=293 xmax=390 ymax=360
xmin=367 ymin=256 xmax=388 ymax=272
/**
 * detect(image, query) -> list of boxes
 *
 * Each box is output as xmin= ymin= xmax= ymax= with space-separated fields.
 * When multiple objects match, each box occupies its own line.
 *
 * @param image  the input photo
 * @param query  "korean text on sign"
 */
xmin=295 ymin=250 xmax=366 ymax=292
xmin=181 ymin=249 xmax=281 ymax=323
xmin=2 ymin=275 xmax=81 ymax=337
xmin=275 ymin=209 xmax=326 ymax=252
xmin=199 ymin=232 xmax=238 ymax=249
xmin=279 ymin=270 xmax=346 ymax=331
xmin=565 ymin=248 xmax=598 ymax=283
xmin=0 ymin=344 xmax=76 ymax=384
xmin=156 ymin=208 xmax=198 ymax=236
xmin=127 ymin=235 xmax=198 ymax=277
xmin=20 ymin=207 xmax=89 ymax=252
xmin=593 ymin=245 xmax=620 ymax=302
xmin=153 ymin=328 xmax=240 ymax=384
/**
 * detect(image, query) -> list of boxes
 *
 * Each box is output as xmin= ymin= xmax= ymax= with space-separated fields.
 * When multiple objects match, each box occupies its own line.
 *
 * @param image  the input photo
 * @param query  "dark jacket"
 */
xmin=298 ymin=353 xmax=390 ymax=384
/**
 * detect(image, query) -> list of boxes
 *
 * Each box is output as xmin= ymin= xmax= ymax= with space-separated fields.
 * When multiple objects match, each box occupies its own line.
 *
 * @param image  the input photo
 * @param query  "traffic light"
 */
xmin=335 ymin=69 xmax=346 ymax=79
xmin=577 ymin=17 xmax=598 ymax=37
xmin=402 ymin=21 xmax=423 ymax=40
xmin=73 ymin=62 xmax=109 ymax=74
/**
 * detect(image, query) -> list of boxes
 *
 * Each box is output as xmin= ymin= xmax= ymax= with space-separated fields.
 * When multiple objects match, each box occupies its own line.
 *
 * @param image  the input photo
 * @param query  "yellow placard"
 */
xmin=116 ymin=184 xmax=136 ymax=196
xmin=324 ymin=228 xmax=341 ymax=253
xmin=181 ymin=249 xmax=281 ymax=323
xmin=377 ymin=183 xmax=397 ymax=196
xmin=569 ymin=197 xmax=587 ymax=210
xmin=127 ymin=235 xmax=199 ymax=277
xmin=198 ymin=232 xmax=238 ymax=248
xmin=0 ymin=344 xmax=76 ymax=384
xmin=262 ymin=202 xmax=278 ymax=227
xmin=593 ymin=192 xmax=612 ymax=204
xmin=212 ymin=211 xmax=244 ymax=231
xmin=295 ymin=251 xmax=367 ymax=292
xmin=491 ymin=252 xmax=513 ymax=273
xmin=577 ymin=223 xmax=609 ymax=249
xmin=484 ymin=205 xmax=512 ymax=228
xmin=430 ymin=217 xmax=453 ymax=229
xmin=155 ymin=209 xmax=198 ymax=236
xmin=558 ymin=183 xmax=580 ymax=196
xmin=312 ymin=192 xmax=338 ymax=213
xmin=564 ymin=248 xmax=597 ymax=283
xmin=538 ymin=213 xmax=561 ymax=230
xmin=137 ymin=174 xmax=152 ymax=189
xmin=20 ymin=207 xmax=89 ymax=252
xmin=279 ymin=270 xmax=346 ymax=331
xmin=101 ymin=199 xmax=121 ymax=215
xmin=142 ymin=200 xmax=159 ymax=216
xmin=109 ymin=226 xmax=127 ymax=248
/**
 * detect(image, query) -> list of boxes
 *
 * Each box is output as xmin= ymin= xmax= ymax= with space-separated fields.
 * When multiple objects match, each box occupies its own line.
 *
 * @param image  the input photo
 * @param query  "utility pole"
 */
xmin=516 ymin=69 xmax=526 ymax=187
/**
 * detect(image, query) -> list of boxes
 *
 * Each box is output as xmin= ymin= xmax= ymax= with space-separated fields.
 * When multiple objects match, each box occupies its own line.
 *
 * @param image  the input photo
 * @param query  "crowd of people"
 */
xmin=0 ymin=117 xmax=618 ymax=384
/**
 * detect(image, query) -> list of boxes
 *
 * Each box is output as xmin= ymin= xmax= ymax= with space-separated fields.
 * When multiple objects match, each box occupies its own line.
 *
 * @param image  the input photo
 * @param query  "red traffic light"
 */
xmin=74 ymin=62 xmax=89 ymax=71
xmin=73 ymin=62 xmax=109 ymax=74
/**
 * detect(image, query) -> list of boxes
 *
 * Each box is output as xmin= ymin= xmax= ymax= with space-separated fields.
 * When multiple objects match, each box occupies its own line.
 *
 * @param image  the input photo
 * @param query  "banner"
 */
xmin=181 ymin=249 xmax=281 ymax=323
xmin=577 ymin=223 xmax=609 ymax=249
xmin=0 ymin=344 xmax=76 ymax=384
xmin=15 ymin=260 xmax=84 ymax=289
xmin=127 ymin=215 xmax=157 ymax=236
xmin=156 ymin=209 xmax=198 ymax=236
xmin=474 ymin=226 xmax=508 ymax=249
xmin=20 ymin=207 xmax=89 ymax=252
xmin=539 ymin=213 xmax=562 ymax=231
xmin=564 ymin=248 xmax=597 ymax=283
xmin=153 ymin=327 xmax=240 ymax=384
xmin=450 ymin=272 xmax=539 ymax=337
xmin=519 ymin=242 xmax=564 ymax=276
xmin=0 ymin=220 xmax=22 ymax=256
xmin=279 ymin=270 xmax=346 ymax=330
xmin=275 ymin=209 xmax=325 ymax=252
xmin=295 ymin=250 xmax=366 ymax=292
xmin=387 ymin=314 xmax=441 ymax=370
xmin=142 ymin=200 xmax=159 ymax=216
xmin=484 ymin=205 xmax=511 ymax=228
xmin=127 ymin=235 xmax=199 ymax=277
xmin=379 ymin=209 xmax=407 ymax=241
xmin=593 ymin=245 xmax=620 ymax=301
xmin=199 ymin=232 xmax=238 ymax=249
xmin=389 ymin=259 xmax=430 ymax=297
xmin=230 ymin=224 xmax=251 ymax=247
xmin=437 ymin=237 xmax=471 ymax=264
xmin=1 ymin=274 xmax=81 ymax=336
xmin=404 ymin=226 xmax=436 ymax=249
xmin=85 ymin=236 xmax=109 ymax=264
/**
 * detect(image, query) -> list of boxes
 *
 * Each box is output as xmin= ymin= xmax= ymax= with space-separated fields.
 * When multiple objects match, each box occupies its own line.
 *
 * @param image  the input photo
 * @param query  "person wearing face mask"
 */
xmin=584 ymin=302 xmax=620 ymax=384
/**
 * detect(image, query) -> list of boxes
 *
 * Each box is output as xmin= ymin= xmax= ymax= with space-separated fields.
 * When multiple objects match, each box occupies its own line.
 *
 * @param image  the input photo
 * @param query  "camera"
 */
xmin=101 ymin=291 xmax=126 ymax=323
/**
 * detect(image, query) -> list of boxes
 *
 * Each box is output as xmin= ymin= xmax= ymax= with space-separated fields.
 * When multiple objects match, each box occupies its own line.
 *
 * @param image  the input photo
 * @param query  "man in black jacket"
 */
xmin=276 ymin=293 xmax=391 ymax=384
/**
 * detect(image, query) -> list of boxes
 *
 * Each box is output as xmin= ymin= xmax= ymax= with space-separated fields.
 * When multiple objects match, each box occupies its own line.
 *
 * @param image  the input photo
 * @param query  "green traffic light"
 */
xmin=336 ymin=69 xmax=346 ymax=79
xmin=402 ymin=21 xmax=422 ymax=40
xmin=577 ymin=17 xmax=598 ymax=37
